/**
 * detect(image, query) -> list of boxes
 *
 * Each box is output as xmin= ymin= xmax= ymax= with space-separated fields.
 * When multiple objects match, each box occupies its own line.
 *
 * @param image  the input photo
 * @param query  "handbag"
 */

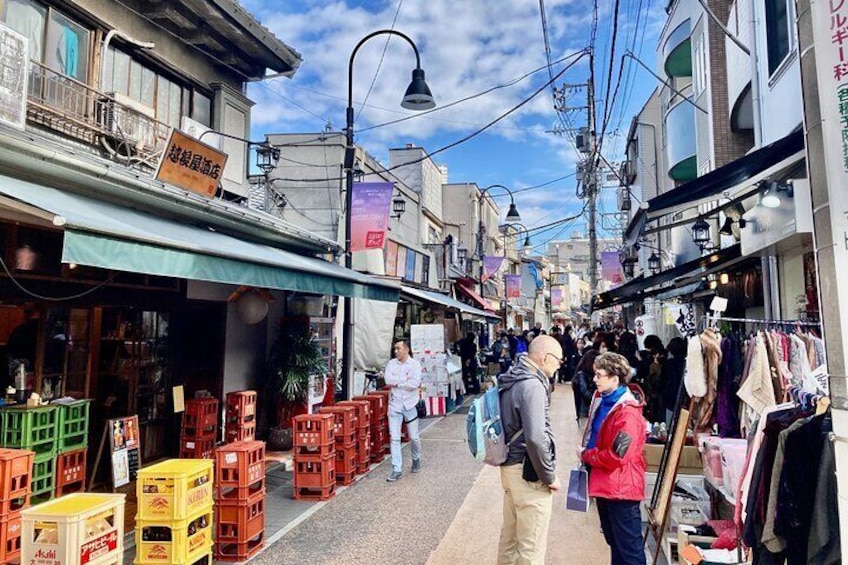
xmin=416 ymin=398 xmax=427 ymax=419
xmin=566 ymin=465 xmax=589 ymax=513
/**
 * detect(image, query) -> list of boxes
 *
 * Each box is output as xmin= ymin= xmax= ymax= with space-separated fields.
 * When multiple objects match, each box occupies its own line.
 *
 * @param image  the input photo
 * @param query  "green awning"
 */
xmin=0 ymin=175 xmax=399 ymax=302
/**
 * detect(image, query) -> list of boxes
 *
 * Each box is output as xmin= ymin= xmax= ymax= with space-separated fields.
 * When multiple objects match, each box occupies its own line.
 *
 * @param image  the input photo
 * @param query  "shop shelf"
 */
xmin=178 ymin=437 xmax=215 ymax=460
xmin=137 ymin=460 xmax=213 ymax=522
xmin=292 ymin=483 xmax=335 ymax=502
xmin=318 ymin=406 xmax=358 ymax=438
xmin=182 ymin=399 xmax=218 ymax=430
xmin=293 ymin=459 xmax=335 ymax=490
xmin=56 ymin=400 xmax=91 ymax=453
xmin=214 ymin=441 xmax=264 ymax=493
xmin=0 ymin=405 xmax=58 ymax=456
xmin=336 ymin=401 xmax=370 ymax=430
xmin=0 ymin=448 xmax=34 ymax=501
xmin=214 ymin=490 xmax=264 ymax=543
xmin=134 ymin=511 xmax=213 ymax=565
xmin=225 ymin=391 xmax=257 ymax=424
xmin=21 ymin=493 xmax=125 ymax=565
xmin=293 ymin=414 xmax=334 ymax=447
xmin=0 ymin=515 xmax=22 ymax=565
xmin=224 ymin=422 xmax=255 ymax=444
xmin=56 ymin=448 xmax=86 ymax=490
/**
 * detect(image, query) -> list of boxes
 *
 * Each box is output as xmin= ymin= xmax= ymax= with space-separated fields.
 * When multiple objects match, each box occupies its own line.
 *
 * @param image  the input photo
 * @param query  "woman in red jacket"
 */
xmin=580 ymin=352 xmax=648 ymax=565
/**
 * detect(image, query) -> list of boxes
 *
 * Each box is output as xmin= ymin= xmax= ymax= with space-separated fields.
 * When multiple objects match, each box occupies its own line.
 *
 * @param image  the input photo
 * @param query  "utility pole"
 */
xmin=587 ymin=50 xmax=599 ymax=298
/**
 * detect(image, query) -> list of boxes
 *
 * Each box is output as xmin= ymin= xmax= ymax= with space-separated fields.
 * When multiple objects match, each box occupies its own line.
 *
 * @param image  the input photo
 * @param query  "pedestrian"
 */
xmin=383 ymin=340 xmax=422 ymax=482
xmin=497 ymin=335 xmax=563 ymax=564
xmin=579 ymin=352 xmax=647 ymax=565
xmin=459 ymin=332 xmax=480 ymax=394
xmin=572 ymin=344 xmax=599 ymax=420
xmin=494 ymin=333 xmax=512 ymax=372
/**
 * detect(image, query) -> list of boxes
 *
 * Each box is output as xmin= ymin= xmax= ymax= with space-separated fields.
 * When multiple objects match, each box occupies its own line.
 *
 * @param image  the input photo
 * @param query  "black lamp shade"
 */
xmin=457 ymin=246 xmax=468 ymax=261
xmin=401 ymin=68 xmax=436 ymax=110
xmin=692 ymin=219 xmax=712 ymax=248
xmin=505 ymin=203 xmax=522 ymax=223
xmin=522 ymin=236 xmax=533 ymax=254
xmin=392 ymin=198 xmax=406 ymax=215
xmin=623 ymin=260 xmax=635 ymax=278
xmin=648 ymin=252 xmax=661 ymax=274
xmin=719 ymin=217 xmax=735 ymax=236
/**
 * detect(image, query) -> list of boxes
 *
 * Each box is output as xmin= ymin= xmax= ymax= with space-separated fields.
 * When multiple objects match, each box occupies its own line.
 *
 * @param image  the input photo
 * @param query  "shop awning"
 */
xmin=625 ymin=130 xmax=805 ymax=246
xmin=0 ymin=176 xmax=399 ymax=302
xmin=455 ymin=283 xmax=498 ymax=312
xmin=591 ymin=244 xmax=741 ymax=311
xmin=400 ymin=285 xmax=499 ymax=320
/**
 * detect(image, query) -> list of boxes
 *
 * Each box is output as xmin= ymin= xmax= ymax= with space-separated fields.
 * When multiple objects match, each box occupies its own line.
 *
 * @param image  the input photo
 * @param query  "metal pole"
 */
xmin=587 ymin=59 xmax=599 ymax=297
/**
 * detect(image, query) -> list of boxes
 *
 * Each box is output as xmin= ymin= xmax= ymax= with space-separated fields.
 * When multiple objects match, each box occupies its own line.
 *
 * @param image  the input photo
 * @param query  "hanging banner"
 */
xmin=385 ymin=240 xmax=399 ymax=276
xmin=0 ymin=23 xmax=28 ymax=131
xmin=551 ymin=288 xmax=563 ymax=307
xmin=600 ymin=251 xmax=625 ymax=287
xmin=405 ymin=249 xmax=416 ymax=282
xmin=350 ymin=182 xmax=393 ymax=252
xmin=396 ymin=246 xmax=407 ymax=279
xmin=505 ymin=274 xmax=521 ymax=299
xmin=528 ymin=262 xmax=543 ymax=290
xmin=482 ymin=256 xmax=505 ymax=282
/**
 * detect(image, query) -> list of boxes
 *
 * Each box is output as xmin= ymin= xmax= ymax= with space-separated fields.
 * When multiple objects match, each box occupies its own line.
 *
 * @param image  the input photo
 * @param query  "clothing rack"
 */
xmin=706 ymin=315 xmax=821 ymax=327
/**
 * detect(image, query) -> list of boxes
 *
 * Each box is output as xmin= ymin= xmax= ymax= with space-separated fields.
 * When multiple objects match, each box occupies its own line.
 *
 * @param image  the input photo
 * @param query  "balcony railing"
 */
xmin=25 ymin=61 xmax=172 ymax=168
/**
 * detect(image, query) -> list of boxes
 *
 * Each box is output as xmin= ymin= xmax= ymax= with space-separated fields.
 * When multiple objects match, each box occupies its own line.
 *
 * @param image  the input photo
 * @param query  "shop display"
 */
xmin=21 ymin=493 xmax=126 ymax=565
xmin=214 ymin=441 xmax=265 ymax=562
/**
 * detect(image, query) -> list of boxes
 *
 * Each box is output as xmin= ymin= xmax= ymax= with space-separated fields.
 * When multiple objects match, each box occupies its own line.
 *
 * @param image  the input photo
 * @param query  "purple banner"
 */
xmin=551 ymin=288 xmax=563 ymax=307
xmin=482 ymin=256 xmax=505 ymax=282
xmin=505 ymin=274 xmax=521 ymax=299
xmin=600 ymin=251 xmax=625 ymax=287
xmin=350 ymin=182 xmax=393 ymax=252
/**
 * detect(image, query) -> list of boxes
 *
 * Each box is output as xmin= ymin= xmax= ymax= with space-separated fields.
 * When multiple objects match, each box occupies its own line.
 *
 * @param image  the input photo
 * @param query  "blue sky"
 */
xmin=241 ymin=0 xmax=666 ymax=250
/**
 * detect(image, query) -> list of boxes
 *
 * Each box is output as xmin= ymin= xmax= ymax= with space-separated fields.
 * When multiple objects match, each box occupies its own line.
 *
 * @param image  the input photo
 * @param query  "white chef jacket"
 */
xmin=384 ymin=356 xmax=422 ymax=413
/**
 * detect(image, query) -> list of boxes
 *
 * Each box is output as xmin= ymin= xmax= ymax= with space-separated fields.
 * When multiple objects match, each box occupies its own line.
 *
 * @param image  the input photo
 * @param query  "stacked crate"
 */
xmin=135 ymin=460 xmax=214 ymax=565
xmin=180 ymin=399 xmax=218 ymax=459
xmin=225 ymin=391 xmax=257 ymax=444
xmin=353 ymin=395 xmax=388 ymax=462
xmin=214 ymin=440 xmax=265 ymax=562
xmin=0 ymin=449 xmax=33 ymax=564
xmin=0 ymin=405 xmax=59 ymax=504
xmin=336 ymin=400 xmax=370 ymax=475
xmin=292 ymin=414 xmax=335 ymax=501
xmin=55 ymin=400 xmax=91 ymax=497
xmin=22 ymin=493 xmax=126 ymax=565
xmin=317 ymin=406 xmax=357 ymax=486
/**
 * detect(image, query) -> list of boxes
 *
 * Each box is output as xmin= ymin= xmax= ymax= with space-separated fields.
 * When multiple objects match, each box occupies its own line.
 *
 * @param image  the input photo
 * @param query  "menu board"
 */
xmin=108 ymin=416 xmax=141 ymax=488
xmin=410 ymin=324 xmax=444 ymax=354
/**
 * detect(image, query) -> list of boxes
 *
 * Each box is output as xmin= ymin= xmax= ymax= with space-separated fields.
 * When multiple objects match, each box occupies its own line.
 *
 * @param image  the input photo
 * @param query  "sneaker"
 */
xmin=411 ymin=460 xmax=421 ymax=473
xmin=386 ymin=471 xmax=403 ymax=482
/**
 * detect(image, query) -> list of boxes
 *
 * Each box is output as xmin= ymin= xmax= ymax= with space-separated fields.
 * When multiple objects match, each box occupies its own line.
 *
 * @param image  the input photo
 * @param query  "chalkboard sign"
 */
xmin=108 ymin=416 xmax=141 ymax=488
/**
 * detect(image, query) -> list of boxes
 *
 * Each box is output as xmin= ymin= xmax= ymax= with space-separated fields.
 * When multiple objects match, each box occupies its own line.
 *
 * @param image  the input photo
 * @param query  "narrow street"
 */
xmin=252 ymin=385 xmax=611 ymax=565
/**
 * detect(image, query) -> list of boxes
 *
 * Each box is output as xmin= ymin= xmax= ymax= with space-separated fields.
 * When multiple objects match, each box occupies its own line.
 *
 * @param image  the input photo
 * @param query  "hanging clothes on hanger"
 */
xmin=694 ymin=328 xmax=722 ymax=432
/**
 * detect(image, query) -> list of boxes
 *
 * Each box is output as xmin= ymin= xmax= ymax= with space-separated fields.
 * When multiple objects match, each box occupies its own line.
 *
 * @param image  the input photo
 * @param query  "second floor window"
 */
xmin=765 ymin=0 xmax=791 ymax=75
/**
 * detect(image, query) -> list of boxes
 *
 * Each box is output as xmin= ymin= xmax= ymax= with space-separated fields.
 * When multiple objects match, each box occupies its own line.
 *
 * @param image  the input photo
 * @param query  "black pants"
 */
xmin=596 ymin=498 xmax=645 ymax=565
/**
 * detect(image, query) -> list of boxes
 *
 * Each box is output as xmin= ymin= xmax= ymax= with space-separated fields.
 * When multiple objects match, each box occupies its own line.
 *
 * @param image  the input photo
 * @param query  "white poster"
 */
xmin=0 ymin=23 xmax=29 ymax=130
xmin=410 ymin=324 xmax=445 ymax=354
xmin=112 ymin=450 xmax=129 ymax=488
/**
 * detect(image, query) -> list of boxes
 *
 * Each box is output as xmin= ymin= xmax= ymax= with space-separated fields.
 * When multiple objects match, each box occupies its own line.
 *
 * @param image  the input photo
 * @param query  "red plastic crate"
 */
xmin=215 ymin=489 xmax=264 ymax=543
xmin=54 ymin=480 xmax=85 ymax=497
xmin=225 ymin=391 xmax=257 ymax=424
xmin=179 ymin=436 xmax=215 ymax=459
xmin=181 ymin=424 xmax=217 ymax=439
xmin=293 ymin=443 xmax=334 ymax=461
xmin=224 ymin=423 xmax=255 ymax=444
xmin=0 ymin=449 xmax=33 ymax=501
xmin=184 ymin=398 xmax=219 ymax=429
xmin=293 ymin=459 xmax=335 ymax=489
xmin=336 ymin=401 xmax=370 ymax=430
xmin=336 ymin=471 xmax=355 ymax=486
xmin=215 ymin=533 xmax=263 ymax=562
xmin=56 ymin=447 xmax=86 ymax=489
xmin=293 ymin=483 xmax=335 ymax=501
xmin=335 ymin=444 xmax=357 ymax=476
xmin=293 ymin=414 xmax=334 ymax=447
xmin=214 ymin=441 xmax=265 ymax=500
xmin=351 ymin=395 xmax=387 ymax=423
xmin=317 ymin=406 xmax=358 ymax=438
xmin=0 ymin=516 xmax=22 ymax=564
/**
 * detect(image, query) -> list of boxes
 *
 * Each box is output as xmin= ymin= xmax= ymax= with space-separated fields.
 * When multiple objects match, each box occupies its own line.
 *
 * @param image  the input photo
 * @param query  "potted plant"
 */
xmin=266 ymin=318 xmax=328 ymax=451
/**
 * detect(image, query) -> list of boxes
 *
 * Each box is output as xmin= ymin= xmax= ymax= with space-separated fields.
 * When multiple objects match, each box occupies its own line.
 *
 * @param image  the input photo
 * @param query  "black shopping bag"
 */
xmin=566 ymin=466 xmax=589 ymax=513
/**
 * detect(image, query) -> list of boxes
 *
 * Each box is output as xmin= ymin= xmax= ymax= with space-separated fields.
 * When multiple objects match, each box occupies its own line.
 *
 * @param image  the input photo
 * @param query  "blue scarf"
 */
xmin=587 ymin=386 xmax=627 ymax=449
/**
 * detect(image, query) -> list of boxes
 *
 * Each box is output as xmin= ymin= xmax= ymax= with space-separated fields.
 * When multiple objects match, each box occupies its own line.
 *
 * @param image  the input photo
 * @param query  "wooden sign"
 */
xmin=156 ymin=129 xmax=228 ymax=198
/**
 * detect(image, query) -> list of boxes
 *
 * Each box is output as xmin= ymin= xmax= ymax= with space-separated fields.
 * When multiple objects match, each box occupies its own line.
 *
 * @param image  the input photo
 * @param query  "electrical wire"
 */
xmin=356 ymin=0 xmax=404 ymax=121
xmin=0 ymin=257 xmax=117 ymax=301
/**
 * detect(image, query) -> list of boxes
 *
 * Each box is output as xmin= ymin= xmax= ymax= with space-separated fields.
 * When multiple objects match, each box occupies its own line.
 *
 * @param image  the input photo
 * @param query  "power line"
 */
xmin=356 ymin=0 xmax=404 ymax=121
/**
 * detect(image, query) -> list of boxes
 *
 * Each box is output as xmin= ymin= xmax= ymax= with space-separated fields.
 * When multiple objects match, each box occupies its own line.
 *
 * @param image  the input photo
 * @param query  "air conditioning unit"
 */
xmin=102 ymin=92 xmax=157 ymax=151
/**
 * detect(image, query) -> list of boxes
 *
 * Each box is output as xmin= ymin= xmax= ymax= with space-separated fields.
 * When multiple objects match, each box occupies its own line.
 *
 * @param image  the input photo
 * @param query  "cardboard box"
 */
xmin=644 ymin=444 xmax=703 ymax=475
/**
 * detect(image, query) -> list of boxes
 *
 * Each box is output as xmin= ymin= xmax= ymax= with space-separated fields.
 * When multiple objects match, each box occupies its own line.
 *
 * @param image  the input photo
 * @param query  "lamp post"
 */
xmin=341 ymin=30 xmax=435 ymax=400
xmin=476 ymin=184 xmax=521 ymax=296
xmin=255 ymin=143 xmax=280 ymax=212
xmin=501 ymin=222 xmax=532 ymax=329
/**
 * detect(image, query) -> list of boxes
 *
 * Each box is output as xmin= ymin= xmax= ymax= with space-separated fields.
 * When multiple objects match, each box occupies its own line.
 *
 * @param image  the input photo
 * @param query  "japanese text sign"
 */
xmin=156 ymin=129 xmax=228 ymax=198
xmin=505 ymin=274 xmax=521 ymax=299
xmin=350 ymin=182 xmax=394 ymax=252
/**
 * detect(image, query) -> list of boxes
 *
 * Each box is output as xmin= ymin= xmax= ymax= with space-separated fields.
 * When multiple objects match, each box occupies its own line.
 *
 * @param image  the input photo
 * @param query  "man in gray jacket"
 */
xmin=497 ymin=335 xmax=563 ymax=565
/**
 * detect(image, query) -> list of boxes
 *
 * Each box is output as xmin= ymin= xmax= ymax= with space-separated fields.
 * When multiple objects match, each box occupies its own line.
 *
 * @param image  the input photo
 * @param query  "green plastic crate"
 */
xmin=30 ymin=452 xmax=55 ymax=504
xmin=0 ymin=405 xmax=58 ymax=455
xmin=57 ymin=400 xmax=91 ymax=453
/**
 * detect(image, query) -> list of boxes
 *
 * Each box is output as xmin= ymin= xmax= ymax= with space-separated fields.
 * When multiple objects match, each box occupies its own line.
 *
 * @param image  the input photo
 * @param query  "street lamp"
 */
xmin=341 ymin=29 xmax=435 ymax=400
xmin=691 ymin=218 xmax=713 ymax=251
xmin=648 ymin=252 xmax=661 ymax=275
xmin=476 ymin=184 xmax=521 ymax=284
xmin=255 ymin=143 xmax=280 ymax=175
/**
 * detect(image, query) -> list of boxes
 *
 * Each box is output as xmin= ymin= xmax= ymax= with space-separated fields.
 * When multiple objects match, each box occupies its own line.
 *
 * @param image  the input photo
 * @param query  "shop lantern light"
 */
xmin=622 ymin=258 xmax=635 ymax=278
xmin=707 ymin=273 xmax=718 ymax=290
xmin=719 ymin=273 xmax=730 ymax=285
xmin=457 ymin=245 xmax=468 ymax=262
xmin=691 ymin=218 xmax=712 ymax=250
xmin=255 ymin=144 xmax=280 ymax=175
xmin=719 ymin=217 xmax=735 ymax=236
xmin=648 ymin=252 xmax=661 ymax=275
xmin=391 ymin=197 xmax=406 ymax=219
xmin=760 ymin=180 xmax=793 ymax=208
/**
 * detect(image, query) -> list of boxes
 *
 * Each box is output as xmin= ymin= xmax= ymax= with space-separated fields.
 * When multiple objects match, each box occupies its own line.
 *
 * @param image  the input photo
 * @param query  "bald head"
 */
xmin=527 ymin=335 xmax=564 ymax=378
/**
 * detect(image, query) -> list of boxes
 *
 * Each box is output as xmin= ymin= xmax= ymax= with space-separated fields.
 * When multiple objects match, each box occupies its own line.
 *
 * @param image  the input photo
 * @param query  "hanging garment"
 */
xmin=808 ymin=435 xmax=840 ymax=564
xmin=695 ymin=329 xmax=722 ymax=432
xmin=716 ymin=336 xmax=741 ymax=437
xmin=762 ymin=331 xmax=785 ymax=404
xmin=684 ymin=334 xmax=706 ymax=398
xmin=789 ymin=334 xmax=812 ymax=391
xmin=737 ymin=334 xmax=776 ymax=418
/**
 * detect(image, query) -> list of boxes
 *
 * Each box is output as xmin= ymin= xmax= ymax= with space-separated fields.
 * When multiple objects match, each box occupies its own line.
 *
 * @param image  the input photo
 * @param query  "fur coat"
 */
xmin=695 ymin=328 xmax=723 ymax=432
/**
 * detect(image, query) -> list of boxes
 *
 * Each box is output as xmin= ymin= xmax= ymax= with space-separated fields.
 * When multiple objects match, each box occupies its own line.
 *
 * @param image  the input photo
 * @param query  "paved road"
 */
xmin=253 ymin=385 xmax=613 ymax=565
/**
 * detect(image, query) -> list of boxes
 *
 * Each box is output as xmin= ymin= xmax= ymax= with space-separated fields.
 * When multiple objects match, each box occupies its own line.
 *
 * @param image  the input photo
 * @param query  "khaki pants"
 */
xmin=497 ymin=463 xmax=554 ymax=565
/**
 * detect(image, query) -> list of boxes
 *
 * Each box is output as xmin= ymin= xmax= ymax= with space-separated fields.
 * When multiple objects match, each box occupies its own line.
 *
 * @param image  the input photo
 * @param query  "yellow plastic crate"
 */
xmin=134 ymin=511 xmax=213 ymax=564
xmin=137 ymin=460 xmax=214 ymax=522
xmin=21 ymin=493 xmax=126 ymax=565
